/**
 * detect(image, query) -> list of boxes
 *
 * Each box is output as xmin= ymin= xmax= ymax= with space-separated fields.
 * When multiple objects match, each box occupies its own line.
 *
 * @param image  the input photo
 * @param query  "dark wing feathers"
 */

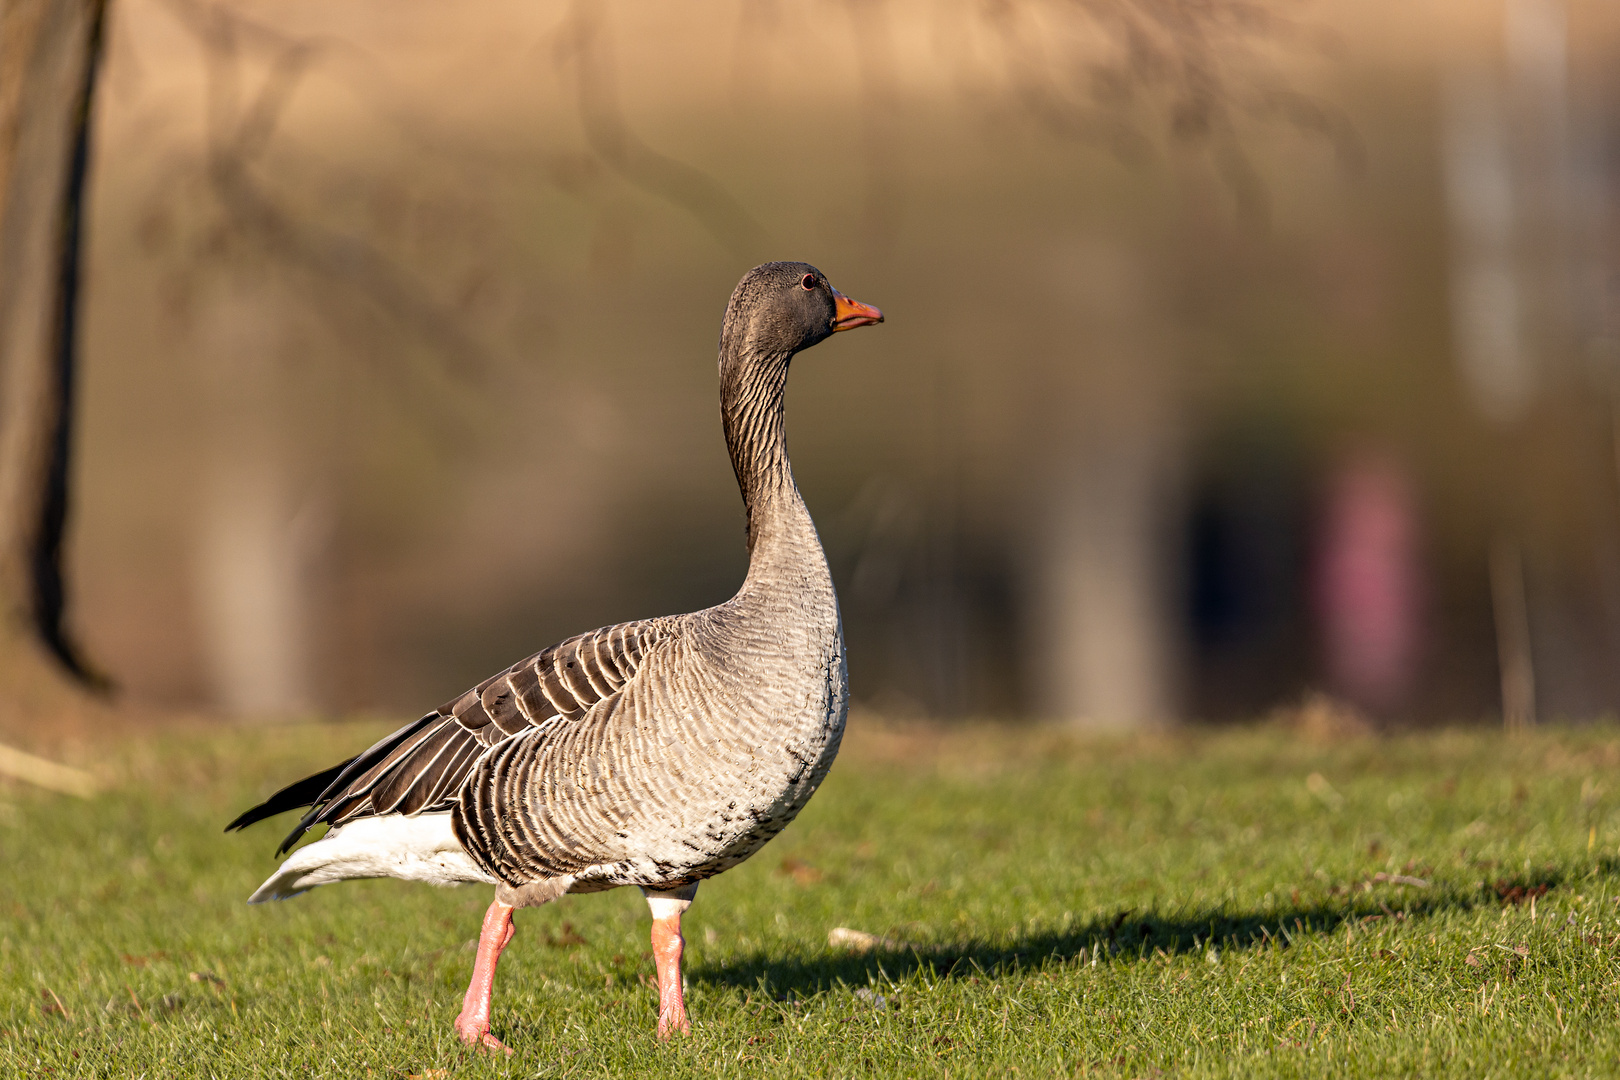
xmin=505 ymin=662 xmax=548 ymax=725
xmin=226 ymin=619 xmax=667 ymax=853
xmin=370 ymin=720 xmax=462 ymax=815
xmin=222 ymin=760 xmax=354 ymax=834
xmin=478 ymin=676 xmax=528 ymax=737
xmin=423 ymin=735 xmax=484 ymax=809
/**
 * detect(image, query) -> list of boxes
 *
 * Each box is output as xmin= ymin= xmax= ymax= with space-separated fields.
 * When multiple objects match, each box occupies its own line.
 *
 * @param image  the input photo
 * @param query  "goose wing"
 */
xmin=225 ymin=618 xmax=670 ymax=854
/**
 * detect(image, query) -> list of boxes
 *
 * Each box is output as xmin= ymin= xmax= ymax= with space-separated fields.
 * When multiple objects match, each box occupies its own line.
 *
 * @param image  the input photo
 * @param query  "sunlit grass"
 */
xmin=3 ymin=716 xmax=1620 ymax=1077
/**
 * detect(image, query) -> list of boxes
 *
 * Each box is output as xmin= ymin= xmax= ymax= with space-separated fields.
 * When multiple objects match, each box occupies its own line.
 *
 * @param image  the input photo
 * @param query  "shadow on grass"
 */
xmin=696 ymin=867 xmax=1588 ymax=998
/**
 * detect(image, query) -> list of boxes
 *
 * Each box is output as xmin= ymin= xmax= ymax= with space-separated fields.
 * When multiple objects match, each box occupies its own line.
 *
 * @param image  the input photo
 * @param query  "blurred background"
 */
xmin=53 ymin=0 xmax=1620 ymax=728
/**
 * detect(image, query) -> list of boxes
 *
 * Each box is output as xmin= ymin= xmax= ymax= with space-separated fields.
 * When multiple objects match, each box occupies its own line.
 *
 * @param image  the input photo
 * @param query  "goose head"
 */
xmin=720 ymin=261 xmax=884 ymax=364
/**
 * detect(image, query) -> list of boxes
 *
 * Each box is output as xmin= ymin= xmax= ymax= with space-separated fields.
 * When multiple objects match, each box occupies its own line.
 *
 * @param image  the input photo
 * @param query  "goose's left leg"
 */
xmin=455 ymin=897 xmax=516 ymax=1053
xmin=643 ymin=884 xmax=699 ymax=1038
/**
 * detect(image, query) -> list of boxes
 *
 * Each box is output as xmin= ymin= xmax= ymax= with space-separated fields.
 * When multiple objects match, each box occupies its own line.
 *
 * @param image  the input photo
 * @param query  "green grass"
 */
xmin=4 ymin=717 xmax=1620 ymax=1077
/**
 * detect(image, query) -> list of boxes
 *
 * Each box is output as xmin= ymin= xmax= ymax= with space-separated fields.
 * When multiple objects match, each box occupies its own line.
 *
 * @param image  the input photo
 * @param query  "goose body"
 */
xmin=228 ymin=262 xmax=883 ymax=1047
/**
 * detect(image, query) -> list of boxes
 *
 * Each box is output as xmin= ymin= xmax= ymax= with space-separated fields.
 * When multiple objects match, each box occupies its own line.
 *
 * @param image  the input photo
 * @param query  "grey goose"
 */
xmin=226 ymin=261 xmax=884 ymax=1049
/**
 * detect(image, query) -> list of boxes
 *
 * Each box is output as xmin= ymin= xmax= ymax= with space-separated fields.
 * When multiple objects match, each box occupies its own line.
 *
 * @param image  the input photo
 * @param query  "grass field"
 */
xmin=3 ymin=715 xmax=1620 ymax=1078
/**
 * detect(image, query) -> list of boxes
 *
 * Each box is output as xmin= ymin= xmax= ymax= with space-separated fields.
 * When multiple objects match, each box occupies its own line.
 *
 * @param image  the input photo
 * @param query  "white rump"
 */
xmin=248 ymin=813 xmax=495 ymax=903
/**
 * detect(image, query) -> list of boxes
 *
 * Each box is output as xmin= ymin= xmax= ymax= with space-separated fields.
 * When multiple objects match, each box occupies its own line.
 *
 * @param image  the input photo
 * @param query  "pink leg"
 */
xmin=455 ymin=897 xmax=516 ymax=1053
xmin=647 ymin=898 xmax=692 ymax=1038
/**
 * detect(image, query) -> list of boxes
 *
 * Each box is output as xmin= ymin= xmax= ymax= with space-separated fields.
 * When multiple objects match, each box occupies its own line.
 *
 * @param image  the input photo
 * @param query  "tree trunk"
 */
xmin=1027 ymin=243 xmax=1184 ymax=730
xmin=1033 ymin=429 xmax=1183 ymax=730
xmin=0 ymin=0 xmax=107 ymax=690
xmin=193 ymin=283 xmax=322 ymax=718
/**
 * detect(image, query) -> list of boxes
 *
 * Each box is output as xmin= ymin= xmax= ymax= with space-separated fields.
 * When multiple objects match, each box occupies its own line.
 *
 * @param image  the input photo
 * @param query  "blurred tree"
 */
xmin=0 ymin=0 xmax=110 ymax=698
xmin=151 ymin=0 xmax=498 ymax=716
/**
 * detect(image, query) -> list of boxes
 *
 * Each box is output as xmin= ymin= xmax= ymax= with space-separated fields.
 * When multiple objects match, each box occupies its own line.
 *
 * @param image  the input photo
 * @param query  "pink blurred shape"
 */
xmin=1313 ymin=451 xmax=1424 ymax=713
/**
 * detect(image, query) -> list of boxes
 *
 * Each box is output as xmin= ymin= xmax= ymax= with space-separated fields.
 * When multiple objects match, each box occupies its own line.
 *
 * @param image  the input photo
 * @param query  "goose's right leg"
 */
xmin=644 ymin=884 xmax=699 ymax=1038
xmin=455 ymin=896 xmax=516 ymax=1053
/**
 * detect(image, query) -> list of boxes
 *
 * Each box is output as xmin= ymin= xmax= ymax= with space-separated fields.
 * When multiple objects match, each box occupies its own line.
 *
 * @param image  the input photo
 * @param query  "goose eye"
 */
xmin=800 ymin=274 xmax=816 ymax=291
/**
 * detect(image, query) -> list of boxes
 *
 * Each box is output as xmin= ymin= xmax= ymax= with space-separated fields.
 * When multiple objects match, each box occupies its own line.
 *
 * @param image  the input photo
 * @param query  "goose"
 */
xmin=226 ymin=261 xmax=883 ymax=1049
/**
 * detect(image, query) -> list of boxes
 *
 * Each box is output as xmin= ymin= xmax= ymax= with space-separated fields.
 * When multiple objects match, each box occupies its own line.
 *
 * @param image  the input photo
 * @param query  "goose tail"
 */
xmin=247 ymin=813 xmax=495 ymax=903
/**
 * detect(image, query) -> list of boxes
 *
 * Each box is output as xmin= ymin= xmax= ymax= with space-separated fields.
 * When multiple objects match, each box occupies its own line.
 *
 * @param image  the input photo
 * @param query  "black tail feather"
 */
xmin=224 ymin=760 xmax=354 ymax=834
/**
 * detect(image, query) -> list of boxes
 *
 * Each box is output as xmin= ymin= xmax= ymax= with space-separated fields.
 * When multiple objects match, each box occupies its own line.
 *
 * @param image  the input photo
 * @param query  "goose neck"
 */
xmin=721 ymin=348 xmax=795 ymax=550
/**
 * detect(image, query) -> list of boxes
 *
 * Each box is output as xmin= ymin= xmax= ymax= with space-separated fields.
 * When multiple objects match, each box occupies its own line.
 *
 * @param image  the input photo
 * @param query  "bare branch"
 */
xmin=554 ymin=0 xmax=769 ymax=261
xmin=157 ymin=0 xmax=500 ymax=386
xmin=975 ymin=0 xmax=1361 ymax=222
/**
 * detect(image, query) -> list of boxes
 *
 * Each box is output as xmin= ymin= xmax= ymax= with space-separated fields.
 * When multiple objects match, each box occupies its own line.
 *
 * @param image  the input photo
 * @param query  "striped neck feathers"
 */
xmin=719 ymin=344 xmax=796 ymax=554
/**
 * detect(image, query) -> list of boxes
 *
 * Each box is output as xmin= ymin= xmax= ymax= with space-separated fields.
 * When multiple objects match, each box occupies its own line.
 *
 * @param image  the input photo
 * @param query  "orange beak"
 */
xmin=831 ymin=288 xmax=884 ymax=332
